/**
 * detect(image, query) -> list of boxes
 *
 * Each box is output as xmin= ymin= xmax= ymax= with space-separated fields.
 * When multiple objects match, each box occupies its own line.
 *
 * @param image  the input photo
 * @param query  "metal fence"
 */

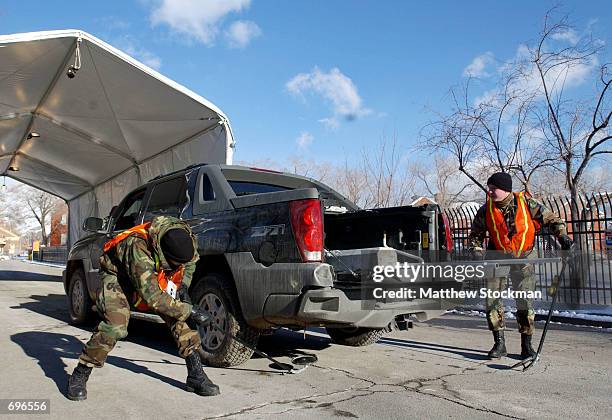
xmin=445 ymin=192 xmax=612 ymax=306
xmin=33 ymin=246 xmax=68 ymax=265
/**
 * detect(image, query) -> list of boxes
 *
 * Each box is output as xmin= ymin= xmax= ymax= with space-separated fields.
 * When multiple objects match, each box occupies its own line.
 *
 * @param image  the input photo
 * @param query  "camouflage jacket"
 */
xmin=100 ymin=216 xmax=199 ymax=321
xmin=468 ymin=193 xmax=567 ymax=251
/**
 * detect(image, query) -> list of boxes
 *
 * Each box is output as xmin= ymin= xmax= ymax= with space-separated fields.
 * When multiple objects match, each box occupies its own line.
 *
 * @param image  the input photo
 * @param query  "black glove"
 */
xmin=177 ymin=283 xmax=191 ymax=304
xmin=558 ymin=235 xmax=575 ymax=251
xmin=470 ymin=248 xmax=485 ymax=261
xmin=189 ymin=305 xmax=211 ymax=327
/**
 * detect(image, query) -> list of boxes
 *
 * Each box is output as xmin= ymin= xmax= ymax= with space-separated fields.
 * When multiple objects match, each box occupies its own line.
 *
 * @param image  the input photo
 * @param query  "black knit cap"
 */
xmin=486 ymin=172 xmax=512 ymax=192
xmin=160 ymin=228 xmax=194 ymax=264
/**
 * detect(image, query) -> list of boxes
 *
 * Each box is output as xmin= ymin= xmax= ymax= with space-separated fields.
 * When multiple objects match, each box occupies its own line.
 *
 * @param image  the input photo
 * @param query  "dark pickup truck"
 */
xmin=64 ymin=164 xmax=454 ymax=366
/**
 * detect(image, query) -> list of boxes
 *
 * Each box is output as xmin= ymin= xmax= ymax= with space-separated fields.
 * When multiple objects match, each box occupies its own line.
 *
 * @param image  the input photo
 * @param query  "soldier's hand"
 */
xmin=470 ymin=247 xmax=485 ymax=261
xmin=189 ymin=305 xmax=211 ymax=327
xmin=559 ymin=235 xmax=575 ymax=251
xmin=177 ymin=283 xmax=191 ymax=303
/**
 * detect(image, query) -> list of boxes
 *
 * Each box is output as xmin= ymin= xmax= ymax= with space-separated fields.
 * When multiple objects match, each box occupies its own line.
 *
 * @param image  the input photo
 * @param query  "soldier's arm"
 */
xmin=177 ymin=224 xmax=199 ymax=289
xmin=467 ymin=206 xmax=487 ymax=250
xmin=123 ymin=237 xmax=192 ymax=321
xmin=527 ymin=198 xmax=567 ymax=237
xmin=181 ymin=259 xmax=197 ymax=289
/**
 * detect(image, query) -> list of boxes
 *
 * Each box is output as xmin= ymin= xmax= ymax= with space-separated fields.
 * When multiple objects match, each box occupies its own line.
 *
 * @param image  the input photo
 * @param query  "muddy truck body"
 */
xmin=63 ymin=164 xmax=456 ymax=366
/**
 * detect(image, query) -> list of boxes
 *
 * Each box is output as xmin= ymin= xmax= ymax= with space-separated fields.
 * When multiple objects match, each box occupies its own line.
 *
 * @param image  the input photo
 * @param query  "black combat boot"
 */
xmin=520 ymin=334 xmax=537 ymax=359
xmin=67 ymin=363 xmax=93 ymax=401
xmin=487 ymin=330 xmax=508 ymax=359
xmin=185 ymin=352 xmax=220 ymax=396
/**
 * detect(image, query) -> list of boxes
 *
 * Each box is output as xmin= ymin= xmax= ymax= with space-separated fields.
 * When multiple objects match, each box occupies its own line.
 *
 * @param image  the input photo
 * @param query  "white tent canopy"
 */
xmin=0 ymin=30 xmax=234 ymax=245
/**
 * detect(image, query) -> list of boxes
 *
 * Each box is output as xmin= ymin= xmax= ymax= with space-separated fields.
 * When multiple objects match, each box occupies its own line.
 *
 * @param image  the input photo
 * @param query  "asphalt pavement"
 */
xmin=1 ymin=260 xmax=611 ymax=419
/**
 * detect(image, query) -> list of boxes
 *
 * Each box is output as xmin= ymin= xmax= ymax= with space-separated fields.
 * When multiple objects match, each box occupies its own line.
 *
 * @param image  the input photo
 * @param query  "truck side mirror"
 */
xmin=83 ymin=217 xmax=104 ymax=232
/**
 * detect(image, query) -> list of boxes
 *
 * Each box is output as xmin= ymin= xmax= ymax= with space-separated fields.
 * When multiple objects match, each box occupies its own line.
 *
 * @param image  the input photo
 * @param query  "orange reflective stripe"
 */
xmin=137 ymin=267 xmax=184 ymax=311
xmin=103 ymin=222 xmax=151 ymax=252
xmin=487 ymin=197 xmax=508 ymax=253
xmin=516 ymin=193 xmax=530 ymax=257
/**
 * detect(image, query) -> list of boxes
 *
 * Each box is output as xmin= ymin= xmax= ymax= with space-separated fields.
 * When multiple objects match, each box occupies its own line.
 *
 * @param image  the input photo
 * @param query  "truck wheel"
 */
xmin=326 ymin=326 xmax=388 ymax=346
xmin=68 ymin=267 xmax=94 ymax=325
xmin=191 ymin=273 xmax=260 ymax=367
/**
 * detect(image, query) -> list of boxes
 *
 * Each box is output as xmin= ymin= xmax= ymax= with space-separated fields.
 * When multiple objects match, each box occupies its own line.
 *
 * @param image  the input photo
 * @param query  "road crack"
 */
xmin=204 ymin=362 xmax=523 ymax=419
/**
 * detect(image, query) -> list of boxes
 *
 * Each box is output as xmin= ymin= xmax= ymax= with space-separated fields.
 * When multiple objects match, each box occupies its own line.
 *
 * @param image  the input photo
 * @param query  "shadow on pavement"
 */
xmin=10 ymin=294 xmax=74 ymax=324
xmin=11 ymin=293 xmax=320 ymax=374
xmin=0 ymin=270 xmax=62 ymax=282
xmin=11 ymin=294 xmax=184 ymax=357
xmin=10 ymin=332 xmax=186 ymax=398
xmin=377 ymin=337 xmax=490 ymax=361
xmin=258 ymin=328 xmax=331 ymax=357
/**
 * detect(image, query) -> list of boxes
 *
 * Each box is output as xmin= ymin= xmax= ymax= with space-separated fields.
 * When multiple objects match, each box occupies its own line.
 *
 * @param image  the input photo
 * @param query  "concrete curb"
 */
xmin=22 ymin=260 xmax=64 ymax=269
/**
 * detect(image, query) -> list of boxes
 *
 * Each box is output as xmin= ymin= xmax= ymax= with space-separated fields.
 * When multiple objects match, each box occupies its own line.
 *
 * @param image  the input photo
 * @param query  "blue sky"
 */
xmin=1 ymin=0 xmax=610 ymax=167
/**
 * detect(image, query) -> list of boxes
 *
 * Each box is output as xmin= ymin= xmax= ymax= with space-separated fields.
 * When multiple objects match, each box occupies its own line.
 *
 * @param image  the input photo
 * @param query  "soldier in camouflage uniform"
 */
xmin=67 ymin=216 xmax=219 ymax=400
xmin=468 ymin=172 xmax=573 ymax=359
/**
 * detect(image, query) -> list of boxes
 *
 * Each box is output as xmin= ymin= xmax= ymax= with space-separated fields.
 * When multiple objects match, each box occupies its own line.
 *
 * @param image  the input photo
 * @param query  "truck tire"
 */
xmin=326 ymin=326 xmax=388 ymax=346
xmin=191 ymin=273 xmax=260 ymax=367
xmin=68 ymin=267 xmax=95 ymax=325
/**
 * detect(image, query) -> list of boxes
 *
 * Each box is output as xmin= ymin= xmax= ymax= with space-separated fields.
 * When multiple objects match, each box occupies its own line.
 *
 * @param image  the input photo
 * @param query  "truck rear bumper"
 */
xmin=296 ymin=288 xmax=445 ymax=328
xmin=225 ymin=251 xmax=451 ymax=329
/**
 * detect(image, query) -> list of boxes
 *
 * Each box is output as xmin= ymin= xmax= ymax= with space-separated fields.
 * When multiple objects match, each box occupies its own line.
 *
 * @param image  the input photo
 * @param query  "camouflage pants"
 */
xmin=79 ymin=274 xmax=201 ymax=368
xmin=486 ymin=262 xmax=536 ymax=335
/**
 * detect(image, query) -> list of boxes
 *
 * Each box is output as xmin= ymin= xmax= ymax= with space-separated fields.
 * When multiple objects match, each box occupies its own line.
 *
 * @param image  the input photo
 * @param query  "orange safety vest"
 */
xmin=485 ymin=192 xmax=540 ymax=258
xmin=103 ymin=222 xmax=185 ymax=311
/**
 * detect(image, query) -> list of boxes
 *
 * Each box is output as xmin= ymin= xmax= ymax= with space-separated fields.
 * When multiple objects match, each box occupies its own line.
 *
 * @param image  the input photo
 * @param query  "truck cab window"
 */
xmin=143 ymin=177 xmax=187 ymax=221
xmin=201 ymin=174 xmax=216 ymax=201
xmin=113 ymin=190 xmax=146 ymax=231
xmin=228 ymin=181 xmax=290 ymax=196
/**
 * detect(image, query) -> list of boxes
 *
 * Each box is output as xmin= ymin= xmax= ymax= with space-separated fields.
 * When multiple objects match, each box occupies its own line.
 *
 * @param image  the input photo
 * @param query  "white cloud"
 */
xmin=296 ymin=131 xmax=314 ymax=150
xmin=473 ymin=88 xmax=499 ymax=108
xmin=131 ymin=48 xmax=162 ymax=70
xmin=150 ymin=0 xmax=252 ymax=46
xmin=474 ymin=41 xmax=598 ymax=108
xmin=551 ymin=28 xmax=579 ymax=45
xmin=95 ymin=17 xmax=131 ymax=31
xmin=514 ymin=50 xmax=598 ymax=97
xmin=463 ymin=52 xmax=495 ymax=78
xmin=318 ymin=117 xmax=340 ymax=130
xmin=116 ymin=37 xmax=162 ymax=70
xmin=225 ymin=20 xmax=261 ymax=48
xmin=286 ymin=67 xmax=371 ymax=128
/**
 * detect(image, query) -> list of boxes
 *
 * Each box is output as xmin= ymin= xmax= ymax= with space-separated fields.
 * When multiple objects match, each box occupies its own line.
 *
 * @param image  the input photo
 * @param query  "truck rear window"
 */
xmin=228 ymin=181 xmax=291 ymax=196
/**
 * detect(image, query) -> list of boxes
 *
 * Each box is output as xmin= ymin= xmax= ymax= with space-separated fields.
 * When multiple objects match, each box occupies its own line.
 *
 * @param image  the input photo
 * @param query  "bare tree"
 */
xmin=412 ymin=155 xmax=478 ymax=209
xmin=421 ymin=86 xmax=488 ymax=192
xmin=325 ymin=159 xmax=369 ymax=207
xmin=422 ymin=9 xmax=610 ymax=201
xmin=421 ymin=72 xmax=557 ymax=193
xmin=6 ymin=184 xmax=63 ymax=246
xmin=285 ymin=157 xmax=336 ymax=186
xmin=359 ymin=132 xmax=416 ymax=208
xmin=523 ymin=11 xmax=611 ymax=214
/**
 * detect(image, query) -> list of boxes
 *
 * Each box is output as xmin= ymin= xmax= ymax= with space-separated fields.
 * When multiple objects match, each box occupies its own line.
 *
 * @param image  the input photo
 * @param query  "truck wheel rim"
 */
xmin=199 ymin=292 xmax=228 ymax=352
xmin=72 ymin=278 xmax=84 ymax=315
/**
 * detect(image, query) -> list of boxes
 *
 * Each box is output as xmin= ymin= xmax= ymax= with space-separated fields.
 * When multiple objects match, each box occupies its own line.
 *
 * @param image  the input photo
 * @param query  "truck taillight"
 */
xmin=289 ymin=199 xmax=323 ymax=262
